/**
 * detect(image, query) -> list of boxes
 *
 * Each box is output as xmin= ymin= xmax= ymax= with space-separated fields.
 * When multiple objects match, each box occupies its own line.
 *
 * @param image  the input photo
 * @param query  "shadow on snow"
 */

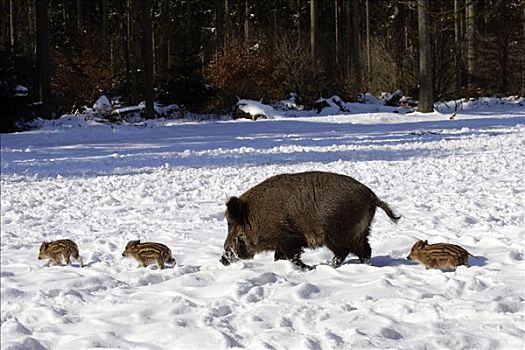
xmin=1 ymin=116 xmax=523 ymax=178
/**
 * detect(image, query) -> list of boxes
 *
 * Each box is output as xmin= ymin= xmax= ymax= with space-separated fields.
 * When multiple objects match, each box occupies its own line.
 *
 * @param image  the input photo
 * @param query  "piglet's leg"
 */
xmin=157 ymin=259 xmax=165 ymax=269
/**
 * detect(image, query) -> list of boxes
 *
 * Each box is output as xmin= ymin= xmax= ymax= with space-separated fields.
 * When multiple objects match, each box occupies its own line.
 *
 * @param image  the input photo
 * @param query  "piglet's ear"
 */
xmin=42 ymin=242 xmax=49 ymax=249
xmin=226 ymin=196 xmax=248 ymax=225
xmin=424 ymin=240 xmax=428 ymax=245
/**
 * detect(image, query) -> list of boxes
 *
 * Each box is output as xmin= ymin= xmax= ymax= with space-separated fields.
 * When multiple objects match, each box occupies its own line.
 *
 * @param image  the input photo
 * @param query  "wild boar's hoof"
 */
xmin=292 ymin=254 xmax=313 ymax=271
xmin=331 ymin=256 xmax=344 ymax=268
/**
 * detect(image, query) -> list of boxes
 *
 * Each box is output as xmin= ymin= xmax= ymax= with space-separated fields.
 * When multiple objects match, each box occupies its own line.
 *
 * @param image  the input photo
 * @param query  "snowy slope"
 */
xmin=1 ymin=105 xmax=525 ymax=349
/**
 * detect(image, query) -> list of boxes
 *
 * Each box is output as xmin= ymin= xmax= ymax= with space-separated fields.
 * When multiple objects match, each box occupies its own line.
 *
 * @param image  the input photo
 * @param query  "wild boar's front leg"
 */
xmin=274 ymin=249 xmax=286 ymax=261
xmin=291 ymin=252 xmax=313 ymax=271
xmin=278 ymin=236 xmax=313 ymax=271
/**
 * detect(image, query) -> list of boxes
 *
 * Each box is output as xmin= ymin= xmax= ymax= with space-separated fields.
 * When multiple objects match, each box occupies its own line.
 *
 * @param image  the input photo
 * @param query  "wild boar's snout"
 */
xmin=219 ymin=254 xmax=231 ymax=266
xmin=220 ymin=250 xmax=238 ymax=266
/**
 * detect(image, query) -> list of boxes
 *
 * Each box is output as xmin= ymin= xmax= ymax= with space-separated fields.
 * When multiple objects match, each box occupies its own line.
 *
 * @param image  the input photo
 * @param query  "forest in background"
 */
xmin=1 ymin=0 xmax=524 ymax=132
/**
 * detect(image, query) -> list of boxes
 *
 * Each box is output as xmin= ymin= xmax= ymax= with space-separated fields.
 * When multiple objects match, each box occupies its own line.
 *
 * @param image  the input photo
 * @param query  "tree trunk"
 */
xmin=390 ymin=4 xmax=405 ymax=89
xmin=126 ymin=0 xmax=141 ymax=104
xmin=296 ymin=0 xmax=302 ymax=47
xmin=158 ymin=0 xmax=169 ymax=73
xmin=335 ymin=0 xmax=341 ymax=70
xmin=35 ymin=0 xmax=51 ymax=118
xmin=344 ymin=0 xmax=351 ymax=77
xmin=365 ymin=0 xmax=371 ymax=90
xmin=310 ymin=0 xmax=317 ymax=59
xmin=244 ymin=0 xmax=249 ymax=43
xmin=522 ymin=2 xmax=525 ymax=94
xmin=0 ymin=0 xmax=4 ymax=50
xmin=185 ymin=0 xmax=193 ymax=52
xmin=350 ymin=0 xmax=361 ymax=91
xmin=417 ymin=0 xmax=434 ymax=113
xmin=273 ymin=7 xmax=278 ymax=39
xmin=224 ymin=0 xmax=231 ymax=42
xmin=125 ymin=1 xmax=131 ymax=101
xmin=499 ymin=41 xmax=508 ymax=93
xmin=26 ymin=0 xmax=35 ymax=54
xmin=454 ymin=0 xmax=462 ymax=96
xmin=131 ymin=0 xmax=141 ymax=104
xmin=76 ymin=0 xmax=83 ymax=38
xmin=466 ymin=0 xmax=476 ymax=88
xmin=101 ymin=0 xmax=108 ymax=60
xmin=9 ymin=0 xmax=15 ymax=51
xmin=110 ymin=28 xmax=115 ymax=74
xmin=215 ymin=0 xmax=224 ymax=51
xmin=141 ymin=0 xmax=154 ymax=119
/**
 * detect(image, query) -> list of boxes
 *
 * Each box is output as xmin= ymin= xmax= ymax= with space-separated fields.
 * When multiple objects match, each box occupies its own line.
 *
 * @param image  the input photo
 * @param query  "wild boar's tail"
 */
xmin=375 ymin=198 xmax=401 ymax=223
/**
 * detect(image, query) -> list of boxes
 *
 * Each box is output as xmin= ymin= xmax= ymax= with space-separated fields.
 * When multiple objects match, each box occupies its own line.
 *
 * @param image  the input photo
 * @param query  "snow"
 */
xmin=1 ymin=101 xmax=525 ymax=349
xmin=14 ymin=85 xmax=29 ymax=98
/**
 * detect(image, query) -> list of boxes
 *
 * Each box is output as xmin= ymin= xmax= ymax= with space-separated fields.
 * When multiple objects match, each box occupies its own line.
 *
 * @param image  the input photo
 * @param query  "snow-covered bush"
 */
xmin=272 ymin=93 xmax=304 ymax=111
xmin=80 ymin=96 xmax=185 ymax=123
xmin=233 ymin=99 xmax=277 ymax=120
xmin=312 ymin=95 xmax=350 ymax=114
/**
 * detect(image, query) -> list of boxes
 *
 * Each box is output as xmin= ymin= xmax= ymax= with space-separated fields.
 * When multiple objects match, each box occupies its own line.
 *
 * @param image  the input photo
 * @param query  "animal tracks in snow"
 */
xmin=2 ymin=110 xmax=525 ymax=349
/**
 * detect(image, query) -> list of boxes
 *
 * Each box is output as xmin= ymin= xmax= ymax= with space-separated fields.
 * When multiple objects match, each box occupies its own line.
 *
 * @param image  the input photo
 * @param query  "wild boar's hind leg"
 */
xmin=354 ymin=234 xmax=372 ymax=265
xmin=350 ymin=209 xmax=375 ymax=265
xmin=328 ymin=244 xmax=350 ymax=268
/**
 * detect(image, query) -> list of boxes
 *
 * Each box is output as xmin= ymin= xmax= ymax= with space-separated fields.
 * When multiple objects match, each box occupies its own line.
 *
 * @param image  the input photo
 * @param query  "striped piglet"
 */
xmin=407 ymin=240 xmax=474 ymax=270
xmin=122 ymin=240 xmax=176 ymax=269
xmin=38 ymin=239 xmax=84 ymax=267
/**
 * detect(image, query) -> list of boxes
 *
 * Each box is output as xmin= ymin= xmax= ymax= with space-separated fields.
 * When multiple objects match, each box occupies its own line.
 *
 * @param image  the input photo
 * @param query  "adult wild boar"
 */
xmin=220 ymin=171 xmax=400 ymax=270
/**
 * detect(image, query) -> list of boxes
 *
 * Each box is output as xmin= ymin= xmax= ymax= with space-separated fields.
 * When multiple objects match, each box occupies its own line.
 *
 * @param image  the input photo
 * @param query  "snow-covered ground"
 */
xmin=1 ymin=101 xmax=524 ymax=349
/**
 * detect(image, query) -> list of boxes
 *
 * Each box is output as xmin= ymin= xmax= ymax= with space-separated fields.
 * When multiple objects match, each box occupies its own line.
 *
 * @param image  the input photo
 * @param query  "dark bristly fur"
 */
xmin=220 ymin=171 xmax=400 ymax=270
xmin=38 ymin=239 xmax=84 ymax=267
xmin=122 ymin=240 xmax=176 ymax=269
xmin=406 ymin=240 xmax=473 ymax=270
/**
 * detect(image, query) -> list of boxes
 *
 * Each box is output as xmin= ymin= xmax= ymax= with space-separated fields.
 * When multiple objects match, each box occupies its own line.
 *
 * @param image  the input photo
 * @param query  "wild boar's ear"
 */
xmin=226 ymin=196 xmax=247 ymax=224
xmin=424 ymin=240 xmax=428 ymax=245
xmin=42 ymin=242 xmax=49 ymax=249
